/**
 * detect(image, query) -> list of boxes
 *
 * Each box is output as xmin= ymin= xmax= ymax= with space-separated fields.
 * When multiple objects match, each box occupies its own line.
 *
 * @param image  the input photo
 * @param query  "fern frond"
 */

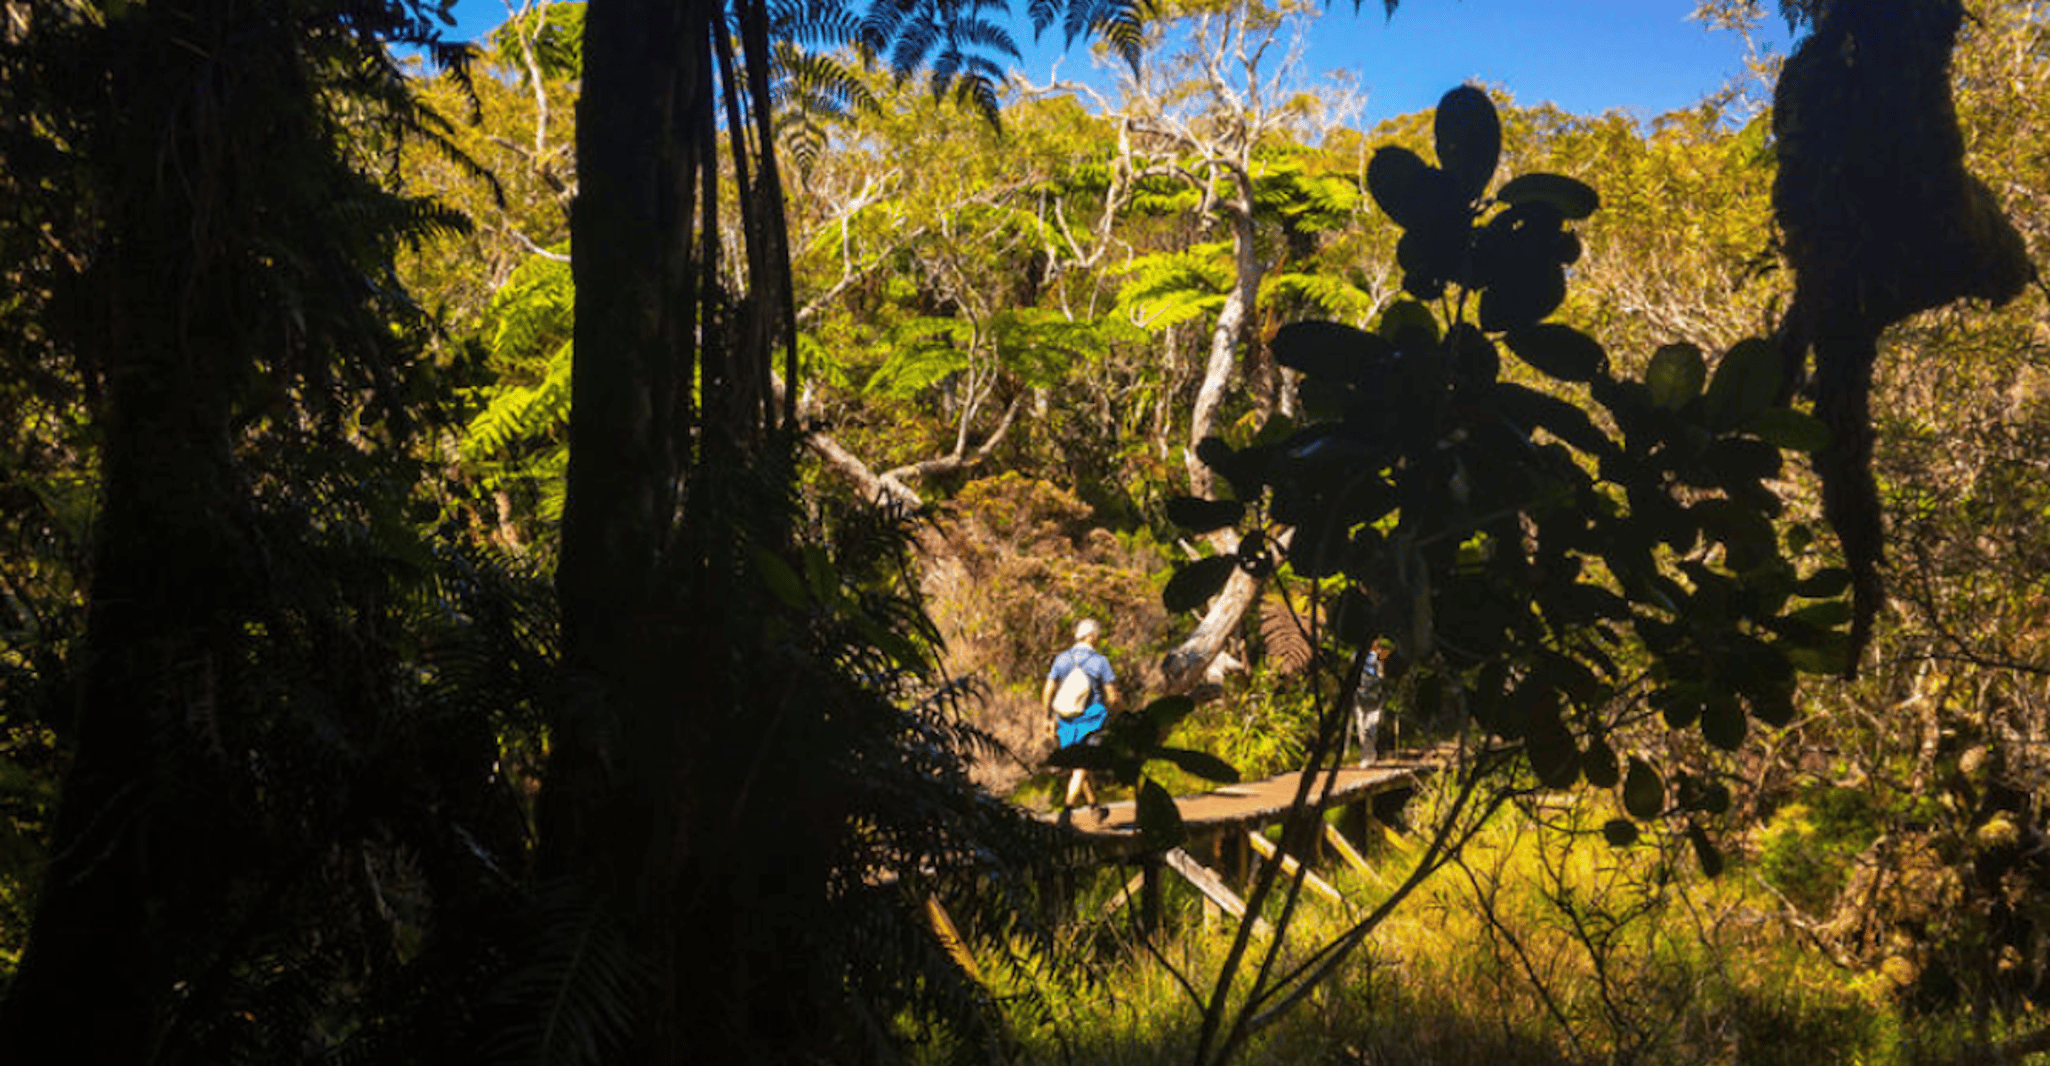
xmin=1261 ymin=272 xmax=1381 ymax=325
xmin=1113 ymin=245 xmax=1231 ymax=330
xmin=462 ymin=341 xmax=573 ymax=461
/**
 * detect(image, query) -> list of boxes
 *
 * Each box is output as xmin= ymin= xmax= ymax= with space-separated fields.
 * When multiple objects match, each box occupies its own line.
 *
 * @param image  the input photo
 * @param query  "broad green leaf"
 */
xmin=1622 ymin=756 xmax=1665 ymax=820
xmin=1645 ymin=344 xmax=1706 ymax=410
xmin=1788 ymin=600 xmax=1852 ymax=627
xmin=1496 ymin=172 xmax=1601 ymax=219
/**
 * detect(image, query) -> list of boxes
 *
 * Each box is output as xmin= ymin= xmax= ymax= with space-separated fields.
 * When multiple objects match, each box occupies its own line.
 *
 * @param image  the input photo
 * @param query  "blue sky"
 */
xmin=440 ymin=1 xmax=1792 ymax=125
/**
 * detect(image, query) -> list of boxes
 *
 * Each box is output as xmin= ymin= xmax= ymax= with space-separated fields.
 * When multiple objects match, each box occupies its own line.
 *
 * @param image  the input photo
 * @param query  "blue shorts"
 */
xmin=1057 ymin=702 xmax=1109 ymax=748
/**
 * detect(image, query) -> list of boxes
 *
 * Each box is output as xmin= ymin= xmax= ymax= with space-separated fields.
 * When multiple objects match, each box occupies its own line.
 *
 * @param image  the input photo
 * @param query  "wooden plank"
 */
xmin=1321 ymin=820 xmax=1375 ymax=880
xmin=1243 ymin=828 xmax=1346 ymax=907
xmin=1162 ymin=847 xmax=1272 ymax=937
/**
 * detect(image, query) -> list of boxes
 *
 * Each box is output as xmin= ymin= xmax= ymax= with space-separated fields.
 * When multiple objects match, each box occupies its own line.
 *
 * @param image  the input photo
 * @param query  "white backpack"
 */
xmin=1051 ymin=664 xmax=1093 ymax=719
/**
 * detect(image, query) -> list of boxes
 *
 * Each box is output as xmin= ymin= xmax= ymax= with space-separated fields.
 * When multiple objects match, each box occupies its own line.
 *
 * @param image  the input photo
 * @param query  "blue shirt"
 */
xmin=1047 ymin=644 xmax=1115 ymax=708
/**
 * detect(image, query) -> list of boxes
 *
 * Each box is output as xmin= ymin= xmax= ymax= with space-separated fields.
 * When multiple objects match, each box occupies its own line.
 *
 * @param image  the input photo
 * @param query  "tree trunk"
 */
xmin=1184 ymin=201 xmax=1262 ymax=500
xmin=537 ymin=0 xmax=711 ymax=1060
xmin=0 ymin=6 xmax=260 ymax=1060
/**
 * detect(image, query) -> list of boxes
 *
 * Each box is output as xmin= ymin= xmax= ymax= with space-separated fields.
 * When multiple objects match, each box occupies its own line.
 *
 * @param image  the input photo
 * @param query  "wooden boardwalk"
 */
xmin=1053 ymin=763 xmax=1424 ymax=843
xmin=1036 ymin=760 xmax=1432 ymax=930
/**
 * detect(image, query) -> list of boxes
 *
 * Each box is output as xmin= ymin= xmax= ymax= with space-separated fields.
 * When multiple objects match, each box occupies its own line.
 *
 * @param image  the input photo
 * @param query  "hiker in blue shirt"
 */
xmin=1044 ymin=618 xmax=1118 ymax=807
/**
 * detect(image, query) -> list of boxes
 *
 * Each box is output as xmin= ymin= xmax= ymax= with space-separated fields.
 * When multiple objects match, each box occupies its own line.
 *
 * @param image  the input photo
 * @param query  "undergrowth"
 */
xmin=926 ymin=774 xmax=2008 ymax=1066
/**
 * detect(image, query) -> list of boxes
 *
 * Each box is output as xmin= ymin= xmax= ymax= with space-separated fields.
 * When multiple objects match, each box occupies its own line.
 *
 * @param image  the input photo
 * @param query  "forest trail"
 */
xmin=1049 ymin=762 xmax=1428 ymax=841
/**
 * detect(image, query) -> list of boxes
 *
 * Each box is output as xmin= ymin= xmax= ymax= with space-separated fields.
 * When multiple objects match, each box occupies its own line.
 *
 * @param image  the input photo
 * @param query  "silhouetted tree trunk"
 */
xmin=538 ymin=0 xmax=814 ymax=1058
xmin=536 ymin=0 xmax=709 ymax=1059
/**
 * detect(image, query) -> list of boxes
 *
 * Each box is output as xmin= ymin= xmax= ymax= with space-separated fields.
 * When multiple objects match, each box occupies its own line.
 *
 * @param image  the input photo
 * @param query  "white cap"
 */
xmin=1074 ymin=618 xmax=1102 ymax=642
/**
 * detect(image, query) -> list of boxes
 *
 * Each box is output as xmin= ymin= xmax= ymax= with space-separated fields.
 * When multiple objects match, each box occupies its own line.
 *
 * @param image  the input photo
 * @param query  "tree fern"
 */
xmin=1114 ymin=244 xmax=1232 ymax=330
xmin=462 ymin=340 xmax=572 ymax=462
xmin=865 ymin=317 xmax=971 ymax=398
xmin=1261 ymin=271 xmax=1382 ymax=326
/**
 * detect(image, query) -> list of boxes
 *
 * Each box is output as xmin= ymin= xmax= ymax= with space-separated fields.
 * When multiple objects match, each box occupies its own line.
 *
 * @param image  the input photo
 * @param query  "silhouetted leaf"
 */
xmin=1645 ymin=344 xmax=1706 ymax=410
xmin=1136 ymin=778 xmax=1185 ymax=850
xmin=1195 ymin=436 xmax=1269 ymax=499
xmin=1622 ymin=756 xmax=1664 ymax=819
xmin=1155 ymin=746 xmax=1240 ymax=783
xmin=1704 ymin=339 xmax=1780 ymax=430
xmin=1745 ymin=407 xmax=1831 ymax=452
xmin=1446 ymin=323 xmax=1500 ymax=386
xmin=1164 ymin=555 xmax=1234 ymax=613
xmin=1165 ymin=496 xmax=1244 ymax=533
xmin=1377 ymin=299 xmax=1441 ymax=346
xmin=1434 ymin=85 xmax=1501 ymax=202
xmin=1583 ymin=738 xmax=1621 ymax=788
xmin=1504 ymin=324 xmax=1605 ymax=382
xmin=1497 ymin=384 xmax=1613 ymax=456
xmin=1273 ymin=319 xmax=1392 ymax=382
xmin=1687 ymin=822 xmax=1725 ymax=877
xmin=1141 ymin=695 xmax=1198 ymax=734
xmin=1366 ymin=146 xmax=1438 ymax=229
xmin=1793 ymin=568 xmax=1852 ymax=598
xmin=1476 ymin=261 xmax=1566 ymax=331
xmin=751 ymin=547 xmax=807 ymax=609
xmin=1526 ymin=708 xmax=1580 ymax=788
xmin=1701 ymin=693 xmax=1747 ymax=751
xmin=1602 ymin=819 xmax=1640 ymax=846
xmin=1496 ymin=172 xmax=1600 ymax=219
xmin=1047 ymin=744 xmax=1121 ymax=772
xmin=1750 ymin=683 xmax=1796 ymax=726
xmin=1789 ymin=600 xmax=1852 ymax=628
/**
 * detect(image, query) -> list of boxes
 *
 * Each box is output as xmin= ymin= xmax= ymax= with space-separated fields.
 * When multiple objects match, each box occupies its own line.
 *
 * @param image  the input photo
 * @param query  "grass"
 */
xmin=933 ymin=771 xmax=1953 ymax=1066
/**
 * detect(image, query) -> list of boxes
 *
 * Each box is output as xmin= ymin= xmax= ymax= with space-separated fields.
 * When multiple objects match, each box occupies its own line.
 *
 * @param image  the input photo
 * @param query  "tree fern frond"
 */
xmin=891 ymin=21 xmax=941 ymax=82
xmin=945 ymin=16 xmax=1020 ymax=60
xmin=1259 ymin=595 xmax=1316 ymax=674
xmin=1114 ymin=245 xmax=1232 ymax=329
xmin=463 ymin=341 xmax=573 ymax=462
xmin=860 ymin=1 xmax=913 ymax=60
xmin=479 ymin=886 xmax=644 ymax=1066
xmin=1261 ymin=272 xmax=1381 ymax=324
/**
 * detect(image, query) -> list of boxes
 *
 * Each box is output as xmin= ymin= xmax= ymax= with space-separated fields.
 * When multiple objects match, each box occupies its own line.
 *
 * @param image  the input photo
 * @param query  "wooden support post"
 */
xmin=1322 ymin=820 xmax=1375 ymax=880
xmin=1244 ymin=828 xmax=1347 ymax=907
xmin=1162 ymin=847 xmax=1272 ymax=937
